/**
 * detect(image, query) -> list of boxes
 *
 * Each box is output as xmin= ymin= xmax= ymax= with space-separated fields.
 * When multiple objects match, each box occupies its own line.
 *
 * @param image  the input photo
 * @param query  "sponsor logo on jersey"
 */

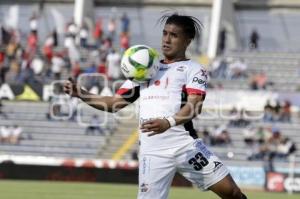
xmin=140 ymin=183 xmax=149 ymax=192
xmin=192 ymin=77 xmax=206 ymax=85
xmin=176 ymin=65 xmax=186 ymax=72
xmin=213 ymin=161 xmax=223 ymax=171
xmin=154 ymin=80 xmax=160 ymax=86
xmin=159 ymin=67 xmax=169 ymax=71
xmin=200 ymin=69 xmax=208 ymax=79
xmin=141 ymin=95 xmax=169 ymax=101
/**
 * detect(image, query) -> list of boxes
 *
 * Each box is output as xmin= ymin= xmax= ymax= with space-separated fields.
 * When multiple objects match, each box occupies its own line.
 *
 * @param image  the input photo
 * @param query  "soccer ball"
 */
xmin=120 ymin=45 xmax=160 ymax=83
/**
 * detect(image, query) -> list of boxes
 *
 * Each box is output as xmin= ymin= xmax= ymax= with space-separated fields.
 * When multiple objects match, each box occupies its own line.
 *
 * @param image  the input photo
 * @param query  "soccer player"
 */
xmin=64 ymin=13 xmax=247 ymax=199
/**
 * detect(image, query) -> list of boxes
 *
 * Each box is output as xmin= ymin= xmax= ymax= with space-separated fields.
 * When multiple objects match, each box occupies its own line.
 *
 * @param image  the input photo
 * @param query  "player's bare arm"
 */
xmin=174 ymin=94 xmax=204 ymax=123
xmin=63 ymin=78 xmax=130 ymax=113
xmin=141 ymin=94 xmax=204 ymax=136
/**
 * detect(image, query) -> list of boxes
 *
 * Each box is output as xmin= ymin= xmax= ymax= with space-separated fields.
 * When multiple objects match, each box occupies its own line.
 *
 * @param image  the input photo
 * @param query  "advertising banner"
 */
xmin=266 ymin=171 xmax=300 ymax=193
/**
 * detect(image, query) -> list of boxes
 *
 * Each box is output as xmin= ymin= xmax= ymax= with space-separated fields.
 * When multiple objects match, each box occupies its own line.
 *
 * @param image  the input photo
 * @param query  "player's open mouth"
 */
xmin=162 ymin=45 xmax=171 ymax=50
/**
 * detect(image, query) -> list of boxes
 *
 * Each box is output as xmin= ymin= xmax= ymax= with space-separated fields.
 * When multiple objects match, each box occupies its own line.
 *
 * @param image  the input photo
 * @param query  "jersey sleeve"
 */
xmin=185 ymin=65 xmax=208 ymax=96
xmin=116 ymin=80 xmax=140 ymax=103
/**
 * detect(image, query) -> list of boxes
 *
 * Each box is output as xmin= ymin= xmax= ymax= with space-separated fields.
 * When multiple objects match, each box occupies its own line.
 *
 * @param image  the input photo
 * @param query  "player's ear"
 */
xmin=185 ymin=38 xmax=192 ymax=47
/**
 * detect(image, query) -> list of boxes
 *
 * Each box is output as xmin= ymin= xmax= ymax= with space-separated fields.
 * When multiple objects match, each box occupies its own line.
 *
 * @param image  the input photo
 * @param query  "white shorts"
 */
xmin=137 ymin=139 xmax=229 ymax=199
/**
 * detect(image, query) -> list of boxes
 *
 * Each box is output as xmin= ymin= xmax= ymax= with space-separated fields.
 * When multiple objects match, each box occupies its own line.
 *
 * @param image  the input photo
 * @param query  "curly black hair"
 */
xmin=158 ymin=12 xmax=203 ymax=40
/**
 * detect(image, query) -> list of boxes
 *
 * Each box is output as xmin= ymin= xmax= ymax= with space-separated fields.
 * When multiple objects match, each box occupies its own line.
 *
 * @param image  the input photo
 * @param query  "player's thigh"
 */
xmin=138 ymin=153 xmax=176 ymax=199
xmin=176 ymin=139 xmax=229 ymax=190
xmin=208 ymin=174 xmax=243 ymax=199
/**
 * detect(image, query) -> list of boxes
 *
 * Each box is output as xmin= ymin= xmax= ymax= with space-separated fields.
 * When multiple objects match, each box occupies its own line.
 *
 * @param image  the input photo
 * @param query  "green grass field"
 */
xmin=0 ymin=180 xmax=299 ymax=199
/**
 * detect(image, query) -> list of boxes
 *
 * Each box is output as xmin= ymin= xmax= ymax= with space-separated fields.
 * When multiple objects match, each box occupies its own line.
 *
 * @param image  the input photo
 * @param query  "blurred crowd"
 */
xmin=209 ymin=57 xmax=275 ymax=91
xmin=263 ymin=99 xmax=292 ymax=123
xmin=0 ymin=11 xmax=131 ymax=87
xmin=0 ymin=124 xmax=31 ymax=145
xmin=243 ymin=126 xmax=296 ymax=161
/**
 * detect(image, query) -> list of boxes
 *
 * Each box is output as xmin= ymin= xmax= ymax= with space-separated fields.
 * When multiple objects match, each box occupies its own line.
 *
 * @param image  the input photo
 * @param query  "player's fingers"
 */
xmin=63 ymin=82 xmax=72 ymax=93
xmin=141 ymin=123 xmax=158 ymax=132
xmin=140 ymin=126 xmax=153 ymax=132
xmin=68 ymin=77 xmax=75 ymax=83
xmin=141 ymin=121 xmax=154 ymax=129
xmin=141 ymin=120 xmax=153 ymax=126
xmin=147 ymin=129 xmax=160 ymax=136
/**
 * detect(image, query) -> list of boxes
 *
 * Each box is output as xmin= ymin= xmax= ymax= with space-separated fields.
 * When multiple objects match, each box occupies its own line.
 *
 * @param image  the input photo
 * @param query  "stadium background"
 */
xmin=0 ymin=0 xmax=300 ymax=198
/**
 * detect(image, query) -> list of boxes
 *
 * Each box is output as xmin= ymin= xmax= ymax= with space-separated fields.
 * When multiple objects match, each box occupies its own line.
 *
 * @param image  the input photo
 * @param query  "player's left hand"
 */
xmin=140 ymin=118 xmax=170 ymax=136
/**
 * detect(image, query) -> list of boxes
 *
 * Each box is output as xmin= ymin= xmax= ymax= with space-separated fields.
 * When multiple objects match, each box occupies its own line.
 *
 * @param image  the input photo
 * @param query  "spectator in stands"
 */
xmin=229 ymin=108 xmax=251 ymax=127
xmin=120 ymin=32 xmax=130 ymax=54
xmin=276 ymin=137 xmax=296 ymax=158
xmin=43 ymin=33 xmax=55 ymax=63
xmin=6 ymin=37 xmax=22 ymax=61
xmin=107 ymin=17 xmax=117 ymax=41
xmin=64 ymin=35 xmax=80 ymax=66
xmin=72 ymin=61 xmax=81 ymax=80
xmin=98 ymin=57 xmax=107 ymax=77
xmin=227 ymin=58 xmax=248 ymax=79
xmin=121 ymin=12 xmax=130 ymax=34
xmin=31 ymin=57 xmax=44 ymax=78
xmin=85 ymin=114 xmax=104 ymax=135
xmin=66 ymin=19 xmax=78 ymax=39
xmin=279 ymin=100 xmax=291 ymax=123
xmin=27 ymin=30 xmax=38 ymax=55
xmin=1 ymin=26 xmax=11 ymax=45
xmin=89 ymin=49 xmax=101 ymax=66
xmin=256 ymin=126 xmax=272 ymax=144
xmin=210 ymin=57 xmax=228 ymax=79
xmin=0 ymin=125 xmax=11 ymax=143
xmin=85 ymin=62 xmax=98 ymax=74
xmin=52 ymin=29 xmax=58 ymax=47
xmin=106 ymin=49 xmax=121 ymax=81
xmin=250 ymin=71 xmax=269 ymax=90
xmin=218 ymin=28 xmax=226 ymax=54
xmin=198 ymin=127 xmax=212 ymax=145
xmin=82 ymin=62 xmax=100 ymax=90
xmin=4 ymin=60 xmax=18 ymax=84
xmin=69 ymin=97 xmax=79 ymax=121
xmin=29 ymin=12 xmax=38 ymax=35
xmin=101 ymin=37 xmax=113 ymax=53
xmin=51 ymin=54 xmax=65 ymax=80
xmin=94 ymin=17 xmax=103 ymax=46
xmin=79 ymin=24 xmax=89 ymax=48
xmin=19 ymin=63 xmax=36 ymax=84
xmin=0 ymin=99 xmax=8 ymax=119
xmin=210 ymin=124 xmax=231 ymax=146
xmin=47 ymin=83 xmax=69 ymax=120
xmin=272 ymin=100 xmax=282 ymax=121
xmin=0 ymin=56 xmax=8 ymax=84
xmin=263 ymin=100 xmax=274 ymax=122
xmin=249 ymin=29 xmax=259 ymax=50
xmin=243 ymin=126 xmax=256 ymax=146
xmin=10 ymin=125 xmax=23 ymax=144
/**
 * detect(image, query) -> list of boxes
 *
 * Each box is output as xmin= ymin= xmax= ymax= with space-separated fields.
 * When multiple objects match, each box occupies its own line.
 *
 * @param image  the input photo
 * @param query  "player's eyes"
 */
xmin=170 ymin=33 xmax=178 ymax=38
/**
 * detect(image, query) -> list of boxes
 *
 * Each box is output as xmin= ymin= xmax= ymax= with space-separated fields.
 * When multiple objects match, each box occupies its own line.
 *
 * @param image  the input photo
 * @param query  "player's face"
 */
xmin=162 ymin=23 xmax=191 ymax=62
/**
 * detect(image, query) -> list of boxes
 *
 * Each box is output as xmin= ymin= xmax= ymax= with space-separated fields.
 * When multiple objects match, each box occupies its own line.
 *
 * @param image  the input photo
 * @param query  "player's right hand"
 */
xmin=63 ymin=77 xmax=79 ymax=98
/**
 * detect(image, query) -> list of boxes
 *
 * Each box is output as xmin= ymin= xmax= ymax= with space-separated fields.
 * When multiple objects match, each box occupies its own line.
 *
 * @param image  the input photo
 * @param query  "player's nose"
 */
xmin=163 ymin=34 xmax=171 ymax=43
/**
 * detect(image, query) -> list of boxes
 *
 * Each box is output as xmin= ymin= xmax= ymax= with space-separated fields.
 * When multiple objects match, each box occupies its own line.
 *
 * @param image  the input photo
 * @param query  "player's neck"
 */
xmin=163 ymin=56 xmax=189 ymax=64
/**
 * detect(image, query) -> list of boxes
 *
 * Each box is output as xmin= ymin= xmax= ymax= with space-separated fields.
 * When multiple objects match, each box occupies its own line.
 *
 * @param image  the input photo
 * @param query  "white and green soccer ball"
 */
xmin=120 ymin=45 xmax=160 ymax=83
